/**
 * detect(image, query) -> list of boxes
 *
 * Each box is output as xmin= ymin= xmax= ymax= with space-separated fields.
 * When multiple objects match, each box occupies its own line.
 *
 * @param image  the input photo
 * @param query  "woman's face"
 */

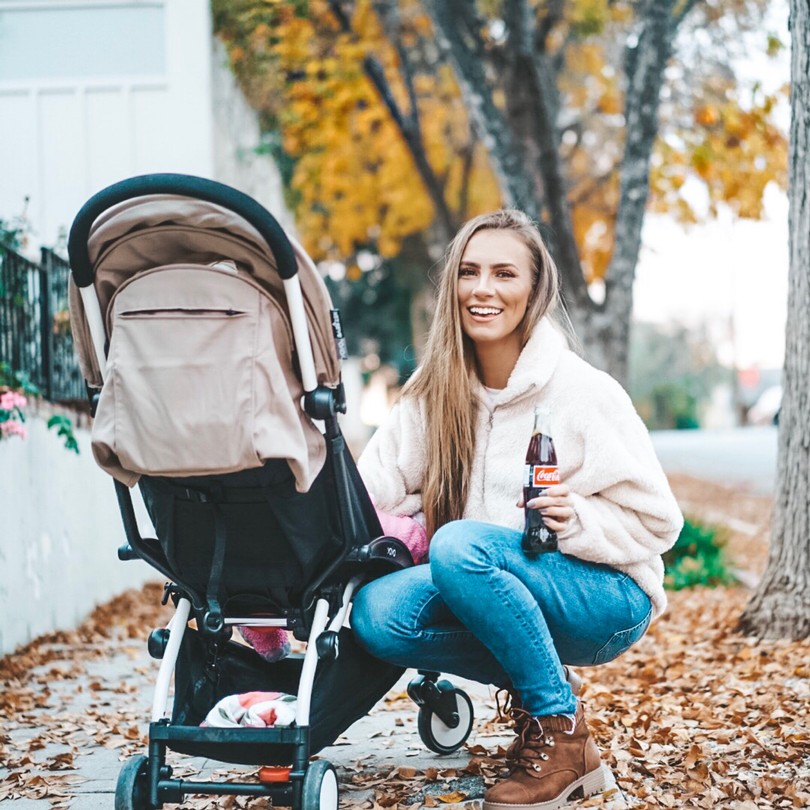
xmin=457 ymin=228 xmax=534 ymax=353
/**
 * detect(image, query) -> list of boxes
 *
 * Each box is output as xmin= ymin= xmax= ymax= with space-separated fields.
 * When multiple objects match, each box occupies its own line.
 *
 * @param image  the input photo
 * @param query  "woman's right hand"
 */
xmin=517 ymin=484 xmax=575 ymax=534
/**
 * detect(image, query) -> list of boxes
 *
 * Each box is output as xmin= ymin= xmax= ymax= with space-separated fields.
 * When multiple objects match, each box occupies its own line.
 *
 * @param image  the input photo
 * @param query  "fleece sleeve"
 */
xmin=556 ymin=375 xmax=684 ymax=567
xmin=357 ymin=399 xmax=425 ymax=518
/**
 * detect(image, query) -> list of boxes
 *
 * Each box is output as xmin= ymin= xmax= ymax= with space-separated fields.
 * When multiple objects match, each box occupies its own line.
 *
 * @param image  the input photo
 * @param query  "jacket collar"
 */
xmin=473 ymin=318 xmax=567 ymax=409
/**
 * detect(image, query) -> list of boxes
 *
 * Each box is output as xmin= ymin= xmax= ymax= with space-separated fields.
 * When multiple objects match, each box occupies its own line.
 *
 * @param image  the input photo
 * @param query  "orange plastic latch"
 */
xmin=259 ymin=765 xmax=292 ymax=783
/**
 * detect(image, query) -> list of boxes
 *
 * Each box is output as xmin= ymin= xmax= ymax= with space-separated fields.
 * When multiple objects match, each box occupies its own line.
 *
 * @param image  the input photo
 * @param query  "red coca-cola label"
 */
xmin=525 ymin=464 xmax=560 ymax=487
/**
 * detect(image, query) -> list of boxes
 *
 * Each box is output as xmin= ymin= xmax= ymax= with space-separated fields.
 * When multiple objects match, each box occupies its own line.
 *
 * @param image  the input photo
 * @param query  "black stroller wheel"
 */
xmin=418 ymin=689 xmax=474 ymax=755
xmin=301 ymin=759 xmax=339 ymax=810
xmin=115 ymin=754 xmax=151 ymax=810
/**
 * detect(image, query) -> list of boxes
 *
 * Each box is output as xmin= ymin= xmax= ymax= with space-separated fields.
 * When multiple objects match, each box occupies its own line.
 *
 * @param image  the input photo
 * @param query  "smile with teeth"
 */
xmin=468 ymin=306 xmax=503 ymax=316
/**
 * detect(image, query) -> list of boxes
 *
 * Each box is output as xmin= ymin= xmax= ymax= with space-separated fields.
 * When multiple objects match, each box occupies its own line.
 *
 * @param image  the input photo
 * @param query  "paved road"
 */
xmin=650 ymin=425 xmax=778 ymax=496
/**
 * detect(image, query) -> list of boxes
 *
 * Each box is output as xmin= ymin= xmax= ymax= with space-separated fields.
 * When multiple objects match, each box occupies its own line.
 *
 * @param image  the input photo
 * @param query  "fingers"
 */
xmin=516 ymin=484 xmax=569 ymax=510
xmin=523 ymin=484 xmax=575 ymax=531
xmin=538 ymin=484 xmax=569 ymax=498
xmin=542 ymin=517 xmax=567 ymax=533
xmin=527 ymin=484 xmax=574 ymax=509
xmin=536 ymin=506 xmax=575 ymax=531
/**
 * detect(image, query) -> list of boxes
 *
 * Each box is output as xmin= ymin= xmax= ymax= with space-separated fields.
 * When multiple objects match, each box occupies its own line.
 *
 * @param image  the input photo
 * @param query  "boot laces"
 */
xmin=512 ymin=717 xmax=559 ymax=774
xmin=494 ymin=688 xmax=519 ymax=724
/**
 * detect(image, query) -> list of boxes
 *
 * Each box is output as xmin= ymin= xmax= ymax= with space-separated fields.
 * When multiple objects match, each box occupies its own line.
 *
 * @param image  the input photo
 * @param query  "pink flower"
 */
xmin=0 ymin=391 xmax=26 ymax=411
xmin=1 ymin=420 xmax=27 ymax=439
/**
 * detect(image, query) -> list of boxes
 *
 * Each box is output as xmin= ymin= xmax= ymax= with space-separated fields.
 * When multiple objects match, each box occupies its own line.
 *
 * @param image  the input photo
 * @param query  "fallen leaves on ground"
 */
xmin=339 ymin=586 xmax=810 ymax=809
xmin=1 ymin=479 xmax=808 ymax=808
xmin=0 ymin=584 xmax=172 ymax=804
xmin=581 ymin=585 xmax=810 ymax=807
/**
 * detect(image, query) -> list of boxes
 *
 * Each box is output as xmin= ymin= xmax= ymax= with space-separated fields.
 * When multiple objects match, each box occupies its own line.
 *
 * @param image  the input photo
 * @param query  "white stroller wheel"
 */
xmin=418 ymin=689 xmax=474 ymax=755
xmin=301 ymin=759 xmax=339 ymax=810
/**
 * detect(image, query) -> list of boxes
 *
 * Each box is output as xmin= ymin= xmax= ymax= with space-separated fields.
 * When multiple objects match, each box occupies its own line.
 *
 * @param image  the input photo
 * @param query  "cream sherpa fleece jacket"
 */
xmin=358 ymin=318 xmax=684 ymax=619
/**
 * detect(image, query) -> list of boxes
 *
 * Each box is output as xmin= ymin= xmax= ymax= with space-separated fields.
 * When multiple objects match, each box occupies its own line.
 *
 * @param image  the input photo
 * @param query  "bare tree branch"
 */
xmin=371 ymin=1 xmax=421 ymax=140
xmin=326 ymin=0 xmax=456 ymax=239
xmin=458 ymin=142 xmax=475 ymax=221
xmin=673 ymin=0 xmax=702 ymax=30
xmin=535 ymin=0 xmax=566 ymax=51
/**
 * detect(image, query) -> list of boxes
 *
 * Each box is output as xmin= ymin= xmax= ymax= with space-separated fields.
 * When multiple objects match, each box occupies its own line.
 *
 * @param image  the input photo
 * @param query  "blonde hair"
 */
xmin=403 ymin=210 xmax=565 ymax=537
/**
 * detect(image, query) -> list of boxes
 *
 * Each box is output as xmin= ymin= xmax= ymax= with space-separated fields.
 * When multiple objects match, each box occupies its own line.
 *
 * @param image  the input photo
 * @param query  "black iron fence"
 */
xmin=0 ymin=244 xmax=85 ymax=402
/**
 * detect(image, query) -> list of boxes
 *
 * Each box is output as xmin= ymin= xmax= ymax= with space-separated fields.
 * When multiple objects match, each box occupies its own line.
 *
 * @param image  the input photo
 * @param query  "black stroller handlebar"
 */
xmin=67 ymin=173 xmax=298 ymax=288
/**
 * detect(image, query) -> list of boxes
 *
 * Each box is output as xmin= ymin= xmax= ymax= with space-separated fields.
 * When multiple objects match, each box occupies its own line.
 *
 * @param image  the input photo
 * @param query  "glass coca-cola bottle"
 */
xmin=522 ymin=405 xmax=559 ymax=556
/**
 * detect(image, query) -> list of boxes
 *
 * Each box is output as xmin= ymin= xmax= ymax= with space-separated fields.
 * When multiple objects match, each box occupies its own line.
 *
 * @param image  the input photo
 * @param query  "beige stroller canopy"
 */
xmin=69 ymin=189 xmax=342 ymax=492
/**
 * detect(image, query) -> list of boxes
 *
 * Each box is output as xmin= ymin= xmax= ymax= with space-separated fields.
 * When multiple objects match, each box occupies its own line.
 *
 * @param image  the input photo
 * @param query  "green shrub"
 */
xmin=663 ymin=518 xmax=736 ymax=590
xmin=47 ymin=414 xmax=79 ymax=454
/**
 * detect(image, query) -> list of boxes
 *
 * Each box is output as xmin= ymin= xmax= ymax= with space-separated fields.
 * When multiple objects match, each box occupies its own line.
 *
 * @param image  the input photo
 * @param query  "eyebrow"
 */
xmin=459 ymin=261 xmax=519 ymax=270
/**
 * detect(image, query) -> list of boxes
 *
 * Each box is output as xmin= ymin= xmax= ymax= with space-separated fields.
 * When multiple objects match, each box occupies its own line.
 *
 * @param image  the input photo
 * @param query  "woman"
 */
xmin=351 ymin=210 xmax=683 ymax=810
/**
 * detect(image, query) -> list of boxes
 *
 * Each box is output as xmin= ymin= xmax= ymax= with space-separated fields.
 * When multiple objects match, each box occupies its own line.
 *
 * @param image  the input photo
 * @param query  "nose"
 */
xmin=472 ymin=271 xmax=494 ymax=297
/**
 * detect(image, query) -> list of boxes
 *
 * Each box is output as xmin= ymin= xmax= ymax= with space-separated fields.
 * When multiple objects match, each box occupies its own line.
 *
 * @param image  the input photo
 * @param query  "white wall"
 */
xmin=0 ymin=411 xmax=159 ymax=655
xmin=0 ymin=1 xmax=309 ymax=654
xmin=0 ymin=0 xmax=215 ymax=248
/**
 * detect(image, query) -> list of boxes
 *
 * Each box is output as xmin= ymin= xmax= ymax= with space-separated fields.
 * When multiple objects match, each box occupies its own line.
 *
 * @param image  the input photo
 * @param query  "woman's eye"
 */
xmin=497 ymin=270 xmax=515 ymax=278
xmin=459 ymin=267 xmax=476 ymax=277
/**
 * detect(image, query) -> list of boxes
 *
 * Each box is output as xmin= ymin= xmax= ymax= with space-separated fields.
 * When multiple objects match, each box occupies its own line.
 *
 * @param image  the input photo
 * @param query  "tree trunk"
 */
xmin=580 ymin=0 xmax=680 ymax=387
xmin=423 ymin=0 xmax=685 ymax=388
xmin=501 ymin=0 xmax=590 ymax=310
xmin=423 ymin=0 xmax=540 ymax=219
xmin=738 ymin=0 xmax=810 ymax=640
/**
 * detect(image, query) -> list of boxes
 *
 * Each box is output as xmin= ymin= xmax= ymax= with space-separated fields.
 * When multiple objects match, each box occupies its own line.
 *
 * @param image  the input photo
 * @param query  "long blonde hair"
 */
xmin=403 ymin=210 xmax=563 ymax=537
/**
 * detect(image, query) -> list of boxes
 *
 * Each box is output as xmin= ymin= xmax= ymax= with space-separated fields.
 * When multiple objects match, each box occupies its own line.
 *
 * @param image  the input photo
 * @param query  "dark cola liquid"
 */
xmin=522 ymin=430 xmax=559 ymax=556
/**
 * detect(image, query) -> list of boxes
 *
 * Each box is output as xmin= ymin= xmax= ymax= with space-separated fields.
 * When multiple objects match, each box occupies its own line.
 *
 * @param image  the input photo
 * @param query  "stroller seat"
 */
xmin=67 ymin=174 xmax=475 ymax=810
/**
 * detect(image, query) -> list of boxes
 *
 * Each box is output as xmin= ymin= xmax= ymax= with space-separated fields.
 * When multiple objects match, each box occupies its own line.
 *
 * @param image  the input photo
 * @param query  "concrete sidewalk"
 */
xmin=0 ymin=613 xmax=627 ymax=809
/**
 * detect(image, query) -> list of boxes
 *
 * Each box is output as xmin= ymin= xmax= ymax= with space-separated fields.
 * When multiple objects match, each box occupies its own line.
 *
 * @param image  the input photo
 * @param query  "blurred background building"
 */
xmin=0 ymin=0 xmax=292 ymax=249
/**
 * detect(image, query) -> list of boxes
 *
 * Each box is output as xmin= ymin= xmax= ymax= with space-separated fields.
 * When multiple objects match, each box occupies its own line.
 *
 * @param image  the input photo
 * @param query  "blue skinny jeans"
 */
xmin=351 ymin=520 xmax=653 ymax=717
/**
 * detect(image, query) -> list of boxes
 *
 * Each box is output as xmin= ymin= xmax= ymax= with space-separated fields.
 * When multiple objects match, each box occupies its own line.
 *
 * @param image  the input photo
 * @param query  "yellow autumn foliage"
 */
xmin=215 ymin=0 xmax=505 ymax=262
xmin=651 ymin=88 xmax=788 ymax=221
xmin=213 ymin=0 xmax=787 ymax=280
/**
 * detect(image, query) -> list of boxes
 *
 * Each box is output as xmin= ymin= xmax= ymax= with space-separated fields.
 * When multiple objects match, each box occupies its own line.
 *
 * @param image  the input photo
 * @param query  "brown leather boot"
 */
xmin=484 ymin=703 xmax=607 ymax=810
xmin=496 ymin=669 xmax=584 ymax=764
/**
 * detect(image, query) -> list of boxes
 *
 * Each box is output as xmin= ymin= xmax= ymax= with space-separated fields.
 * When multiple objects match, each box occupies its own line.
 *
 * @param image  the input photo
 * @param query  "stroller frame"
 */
xmin=68 ymin=175 xmax=474 ymax=810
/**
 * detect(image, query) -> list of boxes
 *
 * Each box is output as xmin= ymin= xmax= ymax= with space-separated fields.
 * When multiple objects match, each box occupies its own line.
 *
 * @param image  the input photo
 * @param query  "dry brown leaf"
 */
xmin=436 ymin=790 xmax=467 ymax=803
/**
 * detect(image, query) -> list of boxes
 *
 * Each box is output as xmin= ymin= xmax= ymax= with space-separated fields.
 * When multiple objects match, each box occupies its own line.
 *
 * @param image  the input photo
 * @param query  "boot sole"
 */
xmin=483 ymin=763 xmax=612 ymax=810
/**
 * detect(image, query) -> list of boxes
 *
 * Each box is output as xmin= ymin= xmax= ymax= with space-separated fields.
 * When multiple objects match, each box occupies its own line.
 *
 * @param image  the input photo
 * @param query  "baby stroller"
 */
xmin=67 ymin=174 xmax=475 ymax=810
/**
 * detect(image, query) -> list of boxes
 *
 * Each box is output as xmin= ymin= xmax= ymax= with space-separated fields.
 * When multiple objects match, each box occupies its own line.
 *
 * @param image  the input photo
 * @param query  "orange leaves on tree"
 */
xmin=214 ymin=0 xmax=499 ymax=264
xmin=694 ymin=104 xmax=721 ymax=127
xmin=651 ymin=86 xmax=788 ymax=222
xmin=214 ymin=0 xmax=787 ymax=283
xmin=570 ymin=172 xmax=620 ymax=284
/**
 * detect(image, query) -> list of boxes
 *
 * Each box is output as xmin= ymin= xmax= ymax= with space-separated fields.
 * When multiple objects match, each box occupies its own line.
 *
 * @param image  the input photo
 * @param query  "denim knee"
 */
xmin=429 ymin=520 xmax=470 ymax=573
xmin=429 ymin=520 xmax=498 ymax=583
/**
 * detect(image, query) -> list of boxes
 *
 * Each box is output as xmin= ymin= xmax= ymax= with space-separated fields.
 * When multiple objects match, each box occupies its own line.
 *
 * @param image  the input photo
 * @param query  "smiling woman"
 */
xmin=352 ymin=210 xmax=684 ymax=810
xmin=457 ymin=229 xmax=535 ymax=388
